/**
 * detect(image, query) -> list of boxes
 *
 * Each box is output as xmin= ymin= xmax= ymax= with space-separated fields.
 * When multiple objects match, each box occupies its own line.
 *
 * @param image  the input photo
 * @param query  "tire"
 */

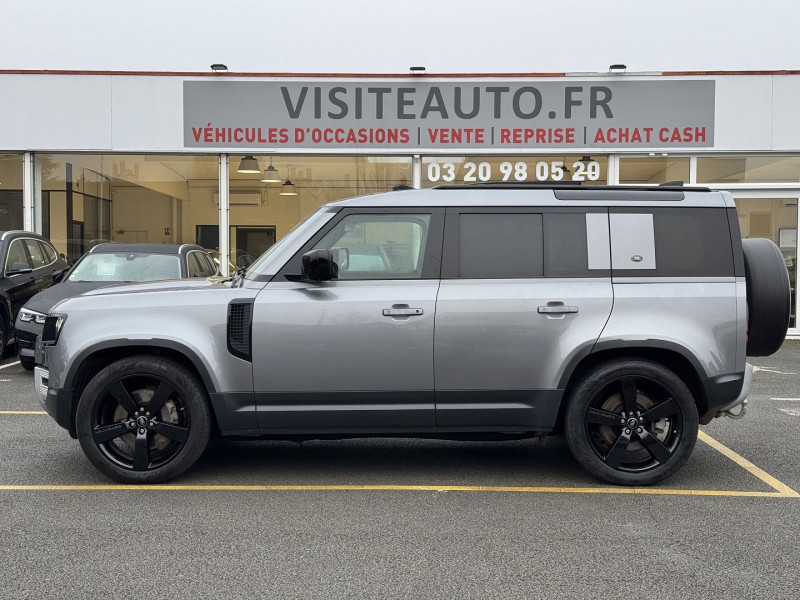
xmin=742 ymin=238 xmax=791 ymax=357
xmin=564 ymin=359 xmax=699 ymax=486
xmin=19 ymin=355 xmax=35 ymax=371
xmin=76 ymin=355 xmax=212 ymax=483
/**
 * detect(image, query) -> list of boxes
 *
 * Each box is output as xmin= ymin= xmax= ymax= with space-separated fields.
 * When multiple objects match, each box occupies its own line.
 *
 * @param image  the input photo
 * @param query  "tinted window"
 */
xmin=40 ymin=241 xmax=58 ymax=263
xmin=458 ymin=213 xmax=543 ymax=278
xmin=544 ymin=213 xmax=593 ymax=277
xmin=24 ymin=239 xmax=48 ymax=268
xmin=611 ymin=207 xmax=734 ymax=277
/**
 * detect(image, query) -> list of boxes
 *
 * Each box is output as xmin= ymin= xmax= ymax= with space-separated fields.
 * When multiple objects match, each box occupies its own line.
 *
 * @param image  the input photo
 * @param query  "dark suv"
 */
xmin=34 ymin=185 xmax=790 ymax=485
xmin=0 ymin=231 xmax=68 ymax=357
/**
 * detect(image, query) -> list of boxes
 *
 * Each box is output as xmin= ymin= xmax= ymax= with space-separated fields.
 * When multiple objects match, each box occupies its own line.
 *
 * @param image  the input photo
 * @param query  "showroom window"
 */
xmin=228 ymin=155 xmax=412 ymax=263
xmin=0 ymin=154 xmax=23 ymax=230
xmin=36 ymin=154 xmax=218 ymax=263
xmin=698 ymin=156 xmax=800 ymax=184
xmin=618 ymin=156 xmax=690 ymax=184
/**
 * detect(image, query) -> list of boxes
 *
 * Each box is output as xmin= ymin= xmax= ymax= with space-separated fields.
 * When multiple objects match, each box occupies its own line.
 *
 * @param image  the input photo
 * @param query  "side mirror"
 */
xmin=8 ymin=262 xmax=33 ymax=275
xmin=301 ymin=249 xmax=338 ymax=282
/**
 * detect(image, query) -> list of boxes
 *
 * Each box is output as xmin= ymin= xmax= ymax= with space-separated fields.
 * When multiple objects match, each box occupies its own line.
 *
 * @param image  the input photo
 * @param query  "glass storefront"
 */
xmin=618 ymin=156 xmax=691 ymax=184
xmin=34 ymin=154 xmax=412 ymax=268
xmin=0 ymin=154 xmax=23 ymax=230
xmin=698 ymin=156 xmax=800 ymax=183
xmin=734 ymin=196 xmax=799 ymax=328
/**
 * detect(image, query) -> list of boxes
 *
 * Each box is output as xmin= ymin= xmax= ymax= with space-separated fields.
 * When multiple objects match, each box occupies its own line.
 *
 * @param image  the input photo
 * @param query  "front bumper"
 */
xmin=15 ymin=319 xmax=43 ymax=359
xmin=35 ymin=366 xmax=75 ymax=435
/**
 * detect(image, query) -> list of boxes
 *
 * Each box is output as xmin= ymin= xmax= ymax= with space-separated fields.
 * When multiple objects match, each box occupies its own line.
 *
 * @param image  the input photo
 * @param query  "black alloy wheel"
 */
xmin=76 ymin=356 xmax=211 ymax=483
xmin=565 ymin=360 xmax=698 ymax=486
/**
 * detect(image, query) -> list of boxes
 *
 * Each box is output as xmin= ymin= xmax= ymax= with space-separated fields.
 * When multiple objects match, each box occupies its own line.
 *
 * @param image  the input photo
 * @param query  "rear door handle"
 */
xmin=538 ymin=305 xmax=578 ymax=314
xmin=383 ymin=308 xmax=423 ymax=316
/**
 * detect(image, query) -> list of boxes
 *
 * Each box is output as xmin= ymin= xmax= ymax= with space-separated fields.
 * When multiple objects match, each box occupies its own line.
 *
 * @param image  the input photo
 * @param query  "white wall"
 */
xmin=1 ymin=73 xmax=799 ymax=153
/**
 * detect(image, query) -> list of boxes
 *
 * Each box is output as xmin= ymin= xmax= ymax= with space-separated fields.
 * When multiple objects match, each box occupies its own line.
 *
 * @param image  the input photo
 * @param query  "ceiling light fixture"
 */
xmin=260 ymin=158 xmax=281 ymax=183
xmin=237 ymin=155 xmax=260 ymax=174
xmin=608 ymin=64 xmax=627 ymax=73
xmin=410 ymin=66 xmax=426 ymax=75
xmin=279 ymin=179 xmax=298 ymax=196
xmin=210 ymin=63 xmax=228 ymax=72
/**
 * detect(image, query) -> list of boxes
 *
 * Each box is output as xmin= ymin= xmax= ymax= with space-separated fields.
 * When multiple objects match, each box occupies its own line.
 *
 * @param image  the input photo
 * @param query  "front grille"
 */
xmin=227 ymin=299 xmax=254 ymax=361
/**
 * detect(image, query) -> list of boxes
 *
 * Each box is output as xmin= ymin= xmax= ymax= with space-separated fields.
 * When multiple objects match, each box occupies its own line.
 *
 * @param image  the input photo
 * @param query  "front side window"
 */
xmin=314 ymin=214 xmax=431 ymax=279
xmin=5 ymin=239 xmax=29 ymax=273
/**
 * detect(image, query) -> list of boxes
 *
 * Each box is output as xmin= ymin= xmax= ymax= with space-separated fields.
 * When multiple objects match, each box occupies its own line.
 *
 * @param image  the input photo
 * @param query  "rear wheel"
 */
xmin=76 ymin=355 xmax=211 ymax=483
xmin=565 ymin=360 xmax=698 ymax=486
xmin=19 ymin=355 xmax=35 ymax=370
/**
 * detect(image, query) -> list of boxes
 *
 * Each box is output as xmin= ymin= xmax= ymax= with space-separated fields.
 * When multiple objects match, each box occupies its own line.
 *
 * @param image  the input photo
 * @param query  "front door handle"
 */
xmin=382 ymin=308 xmax=423 ymax=316
xmin=538 ymin=305 xmax=578 ymax=314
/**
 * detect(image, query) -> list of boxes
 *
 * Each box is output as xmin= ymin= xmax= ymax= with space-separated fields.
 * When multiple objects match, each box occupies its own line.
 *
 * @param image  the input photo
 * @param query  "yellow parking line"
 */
xmin=697 ymin=431 xmax=799 ymax=497
xmin=0 ymin=416 xmax=797 ymax=497
xmin=0 ymin=484 xmax=791 ymax=496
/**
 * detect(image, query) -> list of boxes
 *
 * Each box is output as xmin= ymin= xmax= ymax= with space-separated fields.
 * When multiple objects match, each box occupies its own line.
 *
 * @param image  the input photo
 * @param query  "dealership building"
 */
xmin=1 ymin=68 xmax=799 ymax=333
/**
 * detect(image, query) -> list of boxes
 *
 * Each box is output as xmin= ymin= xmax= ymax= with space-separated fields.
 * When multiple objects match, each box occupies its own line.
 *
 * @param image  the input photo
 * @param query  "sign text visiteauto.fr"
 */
xmin=183 ymin=80 xmax=715 ymax=150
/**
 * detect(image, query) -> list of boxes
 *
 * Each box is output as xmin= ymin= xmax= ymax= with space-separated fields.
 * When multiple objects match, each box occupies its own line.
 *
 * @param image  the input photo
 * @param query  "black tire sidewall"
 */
xmin=19 ymin=355 xmax=35 ymax=370
xmin=565 ymin=359 xmax=699 ymax=486
xmin=76 ymin=355 xmax=211 ymax=483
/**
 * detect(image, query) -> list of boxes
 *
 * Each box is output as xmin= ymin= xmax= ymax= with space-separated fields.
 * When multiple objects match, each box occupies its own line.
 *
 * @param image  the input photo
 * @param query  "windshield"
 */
xmin=68 ymin=252 xmax=181 ymax=282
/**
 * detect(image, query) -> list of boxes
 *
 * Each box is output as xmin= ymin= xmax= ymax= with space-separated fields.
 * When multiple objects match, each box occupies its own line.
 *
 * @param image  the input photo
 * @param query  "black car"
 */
xmin=0 ymin=231 xmax=69 ymax=358
xmin=15 ymin=242 xmax=217 ymax=369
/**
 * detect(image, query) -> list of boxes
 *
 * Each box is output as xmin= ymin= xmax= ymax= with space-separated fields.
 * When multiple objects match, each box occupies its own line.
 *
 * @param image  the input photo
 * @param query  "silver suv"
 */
xmin=34 ymin=184 xmax=791 ymax=485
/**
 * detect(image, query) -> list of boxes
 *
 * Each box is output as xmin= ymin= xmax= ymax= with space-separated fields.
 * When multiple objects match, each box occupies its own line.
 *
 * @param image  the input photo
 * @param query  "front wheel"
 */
xmin=564 ymin=360 xmax=698 ymax=486
xmin=76 ymin=356 xmax=212 ymax=483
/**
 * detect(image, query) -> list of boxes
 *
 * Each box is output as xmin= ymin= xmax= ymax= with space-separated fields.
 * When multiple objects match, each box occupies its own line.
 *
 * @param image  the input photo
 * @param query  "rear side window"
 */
xmin=24 ymin=239 xmax=48 ymax=268
xmin=458 ymin=213 xmax=543 ymax=278
xmin=610 ymin=207 xmax=734 ymax=277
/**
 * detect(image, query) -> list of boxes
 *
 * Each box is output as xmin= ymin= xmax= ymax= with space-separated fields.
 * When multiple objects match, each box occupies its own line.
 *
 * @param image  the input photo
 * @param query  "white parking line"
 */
xmin=770 ymin=398 xmax=800 ymax=401
xmin=0 ymin=361 xmax=21 ymax=370
xmin=778 ymin=408 xmax=800 ymax=417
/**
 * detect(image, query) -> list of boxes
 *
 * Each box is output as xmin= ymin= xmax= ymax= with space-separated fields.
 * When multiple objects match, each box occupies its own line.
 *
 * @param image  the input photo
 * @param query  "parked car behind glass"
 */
xmin=0 ymin=230 xmax=68 ymax=358
xmin=15 ymin=243 xmax=217 ymax=369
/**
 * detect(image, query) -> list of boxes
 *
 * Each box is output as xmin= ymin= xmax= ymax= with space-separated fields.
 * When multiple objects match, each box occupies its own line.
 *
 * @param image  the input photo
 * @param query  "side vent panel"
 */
xmin=227 ymin=299 xmax=254 ymax=361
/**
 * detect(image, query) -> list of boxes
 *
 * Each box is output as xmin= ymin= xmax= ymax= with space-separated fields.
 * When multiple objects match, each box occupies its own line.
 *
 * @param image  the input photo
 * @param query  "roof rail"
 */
xmin=434 ymin=182 xmax=711 ymax=192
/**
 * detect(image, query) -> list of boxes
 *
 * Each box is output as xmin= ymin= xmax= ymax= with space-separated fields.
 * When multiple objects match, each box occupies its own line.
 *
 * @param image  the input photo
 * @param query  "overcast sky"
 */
xmin=2 ymin=0 xmax=798 ymax=74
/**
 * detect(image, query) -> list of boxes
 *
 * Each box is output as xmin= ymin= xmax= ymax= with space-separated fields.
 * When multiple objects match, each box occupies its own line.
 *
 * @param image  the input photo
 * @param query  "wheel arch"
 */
xmin=62 ymin=340 xmax=219 ymax=437
xmin=556 ymin=341 xmax=708 ymax=429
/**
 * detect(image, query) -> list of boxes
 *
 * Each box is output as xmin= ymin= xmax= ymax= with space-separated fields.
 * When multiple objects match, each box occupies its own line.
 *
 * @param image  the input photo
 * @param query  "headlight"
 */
xmin=41 ymin=314 xmax=67 ymax=346
xmin=19 ymin=307 xmax=47 ymax=325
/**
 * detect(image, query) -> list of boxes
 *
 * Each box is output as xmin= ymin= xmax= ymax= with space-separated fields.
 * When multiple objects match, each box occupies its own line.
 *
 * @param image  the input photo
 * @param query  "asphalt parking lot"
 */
xmin=2 ymin=343 xmax=800 ymax=599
